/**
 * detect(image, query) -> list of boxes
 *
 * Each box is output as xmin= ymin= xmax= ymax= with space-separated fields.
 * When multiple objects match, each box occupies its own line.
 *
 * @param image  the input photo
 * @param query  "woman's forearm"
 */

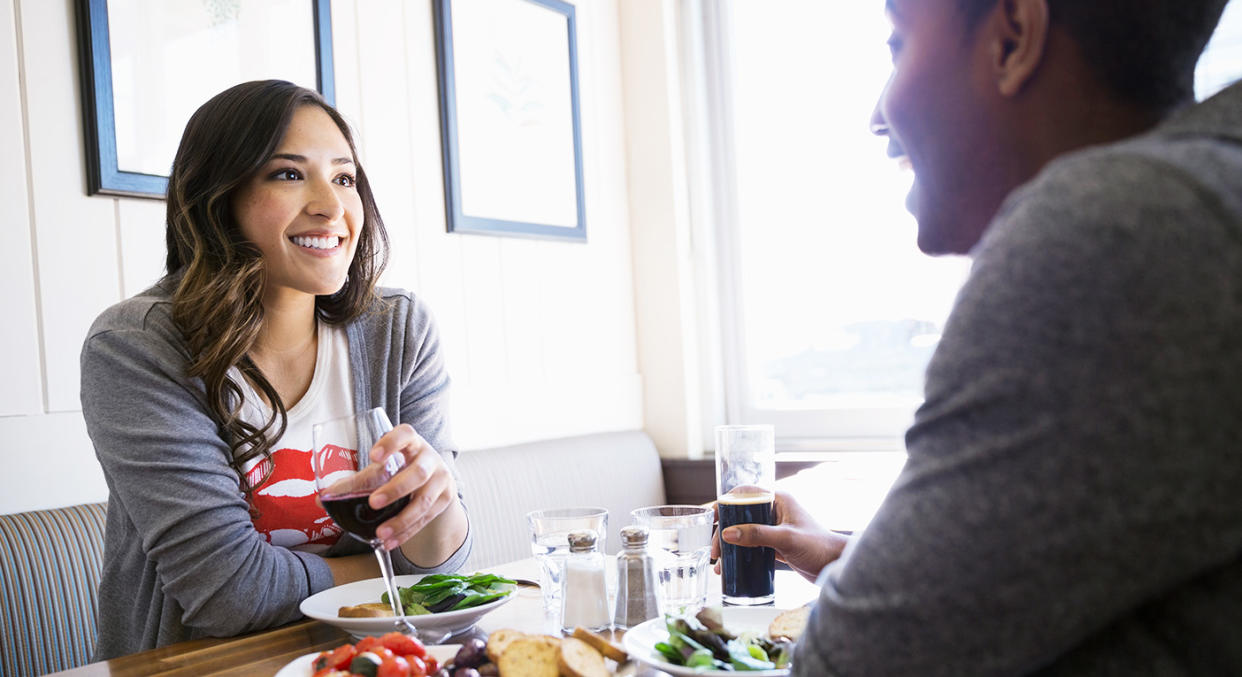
xmin=400 ymin=498 xmax=470 ymax=569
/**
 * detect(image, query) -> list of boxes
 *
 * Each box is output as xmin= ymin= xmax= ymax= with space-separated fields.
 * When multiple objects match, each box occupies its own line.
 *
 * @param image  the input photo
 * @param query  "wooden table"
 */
xmin=49 ymin=558 xmax=820 ymax=676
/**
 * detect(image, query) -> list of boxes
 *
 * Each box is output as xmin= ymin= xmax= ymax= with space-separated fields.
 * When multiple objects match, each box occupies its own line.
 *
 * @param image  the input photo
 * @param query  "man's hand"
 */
xmin=712 ymin=490 xmax=849 ymax=582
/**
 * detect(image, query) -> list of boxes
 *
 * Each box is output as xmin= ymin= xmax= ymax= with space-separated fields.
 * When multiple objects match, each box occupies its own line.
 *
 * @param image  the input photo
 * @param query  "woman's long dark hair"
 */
xmin=164 ymin=79 xmax=389 ymax=506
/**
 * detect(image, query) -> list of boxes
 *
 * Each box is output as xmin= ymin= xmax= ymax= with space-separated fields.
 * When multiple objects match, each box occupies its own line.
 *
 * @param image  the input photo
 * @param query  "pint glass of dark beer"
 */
xmin=714 ymin=424 xmax=776 ymax=606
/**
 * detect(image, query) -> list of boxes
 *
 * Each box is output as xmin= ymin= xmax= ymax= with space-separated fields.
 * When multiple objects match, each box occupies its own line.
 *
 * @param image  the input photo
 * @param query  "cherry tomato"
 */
xmin=381 ymin=632 xmax=427 ymax=658
xmin=407 ymin=655 xmax=428 ymax=677
xmin=324 ymin=644 xmax=357 ymax=670
xmin=355 ymin=637 xmax=385 ymax=654
xmin=420 ymin=655 xmax=437 ymax=674
xmin=377 ymin=654 xmax=412 ymax=677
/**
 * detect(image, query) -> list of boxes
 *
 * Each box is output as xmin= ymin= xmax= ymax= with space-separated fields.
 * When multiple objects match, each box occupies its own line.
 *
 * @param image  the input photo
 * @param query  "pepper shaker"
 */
xmin=614 ymin=525 xmax=660 ymax=628
xmin=560 ymin=529 xmax=611 ymax=632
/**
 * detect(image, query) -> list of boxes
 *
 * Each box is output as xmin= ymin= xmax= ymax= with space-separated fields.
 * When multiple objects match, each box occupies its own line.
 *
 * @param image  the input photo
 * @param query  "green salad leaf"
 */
xmin=656 ymin=608 xmax=795 ymax=671
xmin=380 ymin=572 xmax=516 ymax=615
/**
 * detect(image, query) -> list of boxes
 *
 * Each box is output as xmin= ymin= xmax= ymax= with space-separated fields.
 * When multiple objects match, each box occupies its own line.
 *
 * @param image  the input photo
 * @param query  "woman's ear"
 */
xmin=989 ymin=0 xmax=1051 ymax=97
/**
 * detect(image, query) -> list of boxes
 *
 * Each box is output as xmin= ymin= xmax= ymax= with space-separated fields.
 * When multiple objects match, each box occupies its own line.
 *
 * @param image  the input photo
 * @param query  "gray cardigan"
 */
xmin=81 ymin=281 xmax=472 ymax=659
xmin=795 ymin=82 xmax=1242 ymax=675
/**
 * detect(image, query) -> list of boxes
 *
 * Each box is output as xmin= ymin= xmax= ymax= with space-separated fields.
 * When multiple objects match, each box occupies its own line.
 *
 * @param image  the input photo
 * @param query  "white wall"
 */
xmin=0 ymin=0 xmax=644 ymax=514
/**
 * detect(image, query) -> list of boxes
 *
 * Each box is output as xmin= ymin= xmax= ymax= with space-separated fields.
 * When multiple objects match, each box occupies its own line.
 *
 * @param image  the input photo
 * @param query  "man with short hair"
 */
xmin=716 ymin=0 xmax=1242 ymax=673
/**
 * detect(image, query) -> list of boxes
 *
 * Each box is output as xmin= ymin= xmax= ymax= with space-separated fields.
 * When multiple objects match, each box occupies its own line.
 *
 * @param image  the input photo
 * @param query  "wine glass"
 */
xmin=312 ymin=407 xmax=419 ymax=636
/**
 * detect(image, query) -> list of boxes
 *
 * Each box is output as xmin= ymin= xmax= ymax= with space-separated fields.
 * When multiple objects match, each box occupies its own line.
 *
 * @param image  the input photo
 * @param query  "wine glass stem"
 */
xmin=373 ymin=542 xmax=405 ymax=617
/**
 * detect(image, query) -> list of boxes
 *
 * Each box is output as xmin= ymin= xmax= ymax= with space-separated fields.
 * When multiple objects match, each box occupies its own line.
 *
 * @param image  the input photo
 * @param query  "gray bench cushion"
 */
xmin=455 ymin=430 xmax=666 ymax=570
xmin=0 ymin=502 xmax=108 ymax=675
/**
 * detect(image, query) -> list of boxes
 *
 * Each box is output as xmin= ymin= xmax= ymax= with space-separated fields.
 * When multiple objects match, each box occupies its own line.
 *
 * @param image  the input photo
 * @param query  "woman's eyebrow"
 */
xmin=268 ymin=152 xmax=355 ymax=165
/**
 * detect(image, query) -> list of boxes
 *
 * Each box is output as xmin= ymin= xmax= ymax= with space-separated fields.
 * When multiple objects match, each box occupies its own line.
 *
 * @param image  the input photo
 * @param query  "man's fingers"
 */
xmin=721 ymin=523 xmax=784 ymax=550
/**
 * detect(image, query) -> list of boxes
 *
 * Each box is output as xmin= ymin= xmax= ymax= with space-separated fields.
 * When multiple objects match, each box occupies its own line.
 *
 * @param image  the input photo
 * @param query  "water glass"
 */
xmin=526 ymin=507 xmax=608 ymax=615
xmin=715 ymin=424 xmax=776 ymax=606
xmin=631 ymin=505 xmax=714 ymax=611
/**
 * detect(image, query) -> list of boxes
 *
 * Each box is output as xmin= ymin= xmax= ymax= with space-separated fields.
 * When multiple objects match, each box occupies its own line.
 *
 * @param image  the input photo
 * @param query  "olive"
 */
xmin=453 ymin=638 xmax=487 ymax=668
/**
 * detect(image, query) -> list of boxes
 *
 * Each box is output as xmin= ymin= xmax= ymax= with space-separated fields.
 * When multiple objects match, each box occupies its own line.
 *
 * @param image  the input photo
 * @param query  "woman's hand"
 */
xmin=712 ymin=490 xmax=849 ymax=582
xmin=367 ymin=424 xmax=467 ymax=562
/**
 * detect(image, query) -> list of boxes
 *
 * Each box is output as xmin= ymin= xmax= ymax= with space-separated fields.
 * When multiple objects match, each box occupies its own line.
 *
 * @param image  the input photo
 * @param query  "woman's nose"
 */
xmin=307 ymin=180 xmax=345 ymax=221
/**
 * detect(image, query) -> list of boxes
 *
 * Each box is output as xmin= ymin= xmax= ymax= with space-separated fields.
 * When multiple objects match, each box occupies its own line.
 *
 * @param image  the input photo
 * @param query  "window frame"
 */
xmin=682 ymin=0 xmax=916 ymax=452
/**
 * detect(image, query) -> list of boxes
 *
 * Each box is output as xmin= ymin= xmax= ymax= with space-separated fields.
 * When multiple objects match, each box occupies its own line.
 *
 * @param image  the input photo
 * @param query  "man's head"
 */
xmin=874 ymin=0 xmax=1229 ymax=255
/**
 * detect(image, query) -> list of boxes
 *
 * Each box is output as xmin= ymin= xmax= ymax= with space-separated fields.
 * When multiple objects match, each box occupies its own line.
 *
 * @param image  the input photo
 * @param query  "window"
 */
xmin=1198 ymin=1 xmax=1242 ymax=99
xmin=688 ymin=1 xmax=1242 ymax=450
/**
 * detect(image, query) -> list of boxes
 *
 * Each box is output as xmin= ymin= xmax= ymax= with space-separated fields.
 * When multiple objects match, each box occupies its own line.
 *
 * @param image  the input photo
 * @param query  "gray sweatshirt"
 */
xmin=794 ymin=82 xmax=1242 ymax=676
xmin=81 ymin=282 xmax=472 ymax=659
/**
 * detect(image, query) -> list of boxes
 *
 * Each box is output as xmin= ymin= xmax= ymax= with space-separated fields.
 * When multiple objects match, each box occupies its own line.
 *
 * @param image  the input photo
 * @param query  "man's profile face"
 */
xmin=875 ymin=0 xmax=1002 ymax=255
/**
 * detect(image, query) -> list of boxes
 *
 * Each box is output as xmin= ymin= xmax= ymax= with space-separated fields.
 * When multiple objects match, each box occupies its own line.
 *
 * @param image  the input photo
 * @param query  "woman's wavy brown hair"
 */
xmin=164 ymin=79 xmax=389 ymax=507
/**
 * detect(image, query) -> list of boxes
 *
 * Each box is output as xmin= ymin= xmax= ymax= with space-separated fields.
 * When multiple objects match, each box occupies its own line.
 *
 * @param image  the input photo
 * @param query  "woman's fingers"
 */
xmin=363 ymin=425 xmax=456 ymax=550
xmin=377 ymin=468 xmax=454 ymax=550
xmin=369 ymin=424 xmax=420 ymax=465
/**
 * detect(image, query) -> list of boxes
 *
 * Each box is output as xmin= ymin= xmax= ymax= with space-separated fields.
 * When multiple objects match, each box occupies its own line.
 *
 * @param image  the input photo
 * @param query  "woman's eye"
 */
xmin=271 ymin=168 xmax=302 ymax=181
xmin=334 ymin=173 xmax=357 ymax=188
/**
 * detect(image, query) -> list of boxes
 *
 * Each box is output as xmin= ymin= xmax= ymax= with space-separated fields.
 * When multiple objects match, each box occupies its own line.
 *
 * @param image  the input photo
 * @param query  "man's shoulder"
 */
xmin=986 ymin=128 xmax=1242 ymax=260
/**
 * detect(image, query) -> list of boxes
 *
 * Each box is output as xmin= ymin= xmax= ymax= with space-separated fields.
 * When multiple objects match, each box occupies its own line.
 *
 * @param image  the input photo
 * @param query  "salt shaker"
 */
xmin=613 ymin=525 xmax=660 ymax=629
xmin=560 ymin=529 xmax=611 ymax=632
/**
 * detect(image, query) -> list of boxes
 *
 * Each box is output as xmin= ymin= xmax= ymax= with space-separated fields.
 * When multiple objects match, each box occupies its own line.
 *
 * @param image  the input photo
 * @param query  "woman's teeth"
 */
xmin=291 ymin=235 xmax=341 ymax=249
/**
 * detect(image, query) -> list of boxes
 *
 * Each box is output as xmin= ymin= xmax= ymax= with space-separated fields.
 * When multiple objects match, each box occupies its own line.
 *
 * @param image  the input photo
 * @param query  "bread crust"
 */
xmin=570 ymin=627 xmax=628 ymax=662
xmin=337 ymin=602 xmax=395 ymax=618
xmin=767 ymin=605 xmax=811 ymax=641
xmin=486 ymin=628 xmax=529 ymax=663
xmin=495 ymin=635 xmax=561 ymax=677
xmin=557 ymin=637 xmax=609 ymax=677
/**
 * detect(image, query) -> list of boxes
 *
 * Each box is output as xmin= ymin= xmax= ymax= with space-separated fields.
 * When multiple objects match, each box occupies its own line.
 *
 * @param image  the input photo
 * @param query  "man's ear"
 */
xmin=989 ymin=0 xmax=1051 ymax=97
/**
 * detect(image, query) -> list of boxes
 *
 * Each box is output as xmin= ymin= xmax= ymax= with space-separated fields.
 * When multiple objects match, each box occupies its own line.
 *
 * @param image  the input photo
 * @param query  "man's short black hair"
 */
xmin=956 ymin=0 xmax=1230 ymax=111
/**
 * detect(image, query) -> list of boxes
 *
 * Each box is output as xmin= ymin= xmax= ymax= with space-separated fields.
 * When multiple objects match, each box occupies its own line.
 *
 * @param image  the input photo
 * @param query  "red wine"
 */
xmin=321 ymin=492 xmax=410 ymax=541
xmin=718 ymin=491 xmax=775 ymax=602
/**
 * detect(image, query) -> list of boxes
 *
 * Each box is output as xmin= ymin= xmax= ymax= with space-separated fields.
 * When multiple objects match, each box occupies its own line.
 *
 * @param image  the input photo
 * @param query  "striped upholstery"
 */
xmin=0 ymin=503 xmax=107 ymax=677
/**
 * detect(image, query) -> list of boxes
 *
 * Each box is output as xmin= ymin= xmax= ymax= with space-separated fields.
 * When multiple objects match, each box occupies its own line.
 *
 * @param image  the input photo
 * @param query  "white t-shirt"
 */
xmin=233 ymin=320 xmax=354 ymax=554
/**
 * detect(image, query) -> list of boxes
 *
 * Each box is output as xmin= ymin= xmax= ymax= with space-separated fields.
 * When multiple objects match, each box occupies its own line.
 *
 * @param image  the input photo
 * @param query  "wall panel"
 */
xmin=21 ymin=0 xmax=120 ymax=413
xmin=0 ymin=0 xmax=43 ymax=416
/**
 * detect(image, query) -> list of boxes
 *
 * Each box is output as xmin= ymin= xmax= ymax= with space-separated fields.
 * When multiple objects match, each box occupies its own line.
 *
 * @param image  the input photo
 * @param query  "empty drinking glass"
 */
xmin=631 ymin=505 xmax=714 ymax=611
xmin=526 ymin=507 xmax=608 ymax=616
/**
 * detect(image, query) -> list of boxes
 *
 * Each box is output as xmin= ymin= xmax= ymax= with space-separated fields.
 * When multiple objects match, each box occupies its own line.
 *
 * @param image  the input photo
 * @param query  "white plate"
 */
xmin=299 ymin=574 xmax=515 ymax=639
xmin=275 ymin=644 xmax=459 ymax=677
xmin=622 ymin=607 xmax=793 ymax=677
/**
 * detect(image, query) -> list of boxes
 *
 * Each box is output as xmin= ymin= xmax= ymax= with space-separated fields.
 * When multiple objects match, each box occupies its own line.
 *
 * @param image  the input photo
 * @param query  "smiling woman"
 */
xmin=80 ymin=80 xmax=472 ymax=660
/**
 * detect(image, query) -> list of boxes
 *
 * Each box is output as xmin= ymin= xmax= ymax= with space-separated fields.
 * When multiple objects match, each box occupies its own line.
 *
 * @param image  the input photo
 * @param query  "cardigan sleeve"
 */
xmin=82 ymin=313 xmax=335 ymax=640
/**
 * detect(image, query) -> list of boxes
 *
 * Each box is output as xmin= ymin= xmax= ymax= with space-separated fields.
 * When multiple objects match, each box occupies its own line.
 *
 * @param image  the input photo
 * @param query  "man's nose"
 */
xmin=870 ymin=100 xmax=889 ymax=137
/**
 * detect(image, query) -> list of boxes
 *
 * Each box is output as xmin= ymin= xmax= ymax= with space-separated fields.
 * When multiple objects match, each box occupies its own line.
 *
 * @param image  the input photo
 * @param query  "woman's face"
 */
xmin=233 ymin=104 xmax=364 ymax=304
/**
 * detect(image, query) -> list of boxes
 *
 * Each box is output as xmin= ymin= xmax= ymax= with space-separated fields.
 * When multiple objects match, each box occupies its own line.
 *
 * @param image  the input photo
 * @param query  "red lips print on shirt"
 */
xmin=245 ymin=444 xmax=356 ymax=552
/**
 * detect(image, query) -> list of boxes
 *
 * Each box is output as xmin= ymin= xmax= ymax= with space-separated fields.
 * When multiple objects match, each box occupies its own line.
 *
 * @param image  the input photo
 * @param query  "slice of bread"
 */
xmin=557 ymin=637 xmax=608 ymax=677
xmin=337 ymin=603 xmax=395 ymax=618
xmin=486 ymin=628 xmax=529 ymax=663
xmin=496 ymin=635 xmax=561 ymax=677
xmin=767 ymin=605 xmax=811 ymax=642
xmin=570 ymin=627 xmax=628 ymax=663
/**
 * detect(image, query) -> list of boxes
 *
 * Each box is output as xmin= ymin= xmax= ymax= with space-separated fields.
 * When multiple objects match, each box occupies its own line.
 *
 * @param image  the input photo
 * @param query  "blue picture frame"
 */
xmin=74 ymin=0 xmax=335 ymax=199
xmin=433 ymin=0 xmax=587 ymax=241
